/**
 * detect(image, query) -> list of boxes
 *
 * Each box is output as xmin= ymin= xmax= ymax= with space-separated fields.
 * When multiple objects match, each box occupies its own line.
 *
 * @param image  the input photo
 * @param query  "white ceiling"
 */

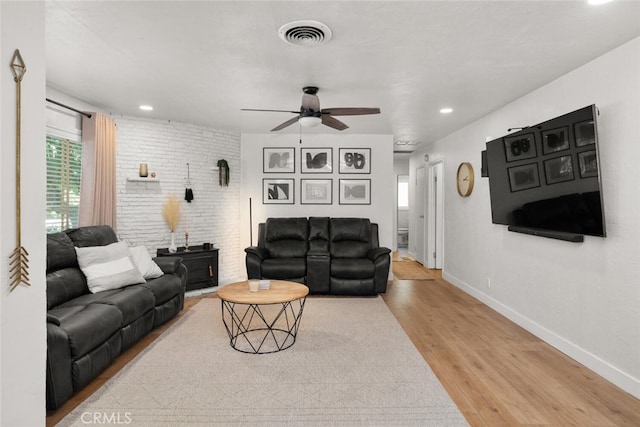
xmin=46 ymin=1 xmax=640 ymax=151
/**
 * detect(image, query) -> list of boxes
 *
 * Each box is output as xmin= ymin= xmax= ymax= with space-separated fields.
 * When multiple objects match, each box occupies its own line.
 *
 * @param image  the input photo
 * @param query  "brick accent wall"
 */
xmin=113 ymin=115 xmax=241 ymax=285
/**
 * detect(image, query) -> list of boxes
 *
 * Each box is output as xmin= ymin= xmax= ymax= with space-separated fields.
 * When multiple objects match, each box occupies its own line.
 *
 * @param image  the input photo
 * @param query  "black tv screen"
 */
xmin=486 ymin=105 xmax=606 ymax=238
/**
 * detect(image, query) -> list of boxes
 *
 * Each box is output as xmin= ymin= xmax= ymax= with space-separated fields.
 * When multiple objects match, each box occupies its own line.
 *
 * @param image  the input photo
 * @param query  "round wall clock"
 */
xmin=456 ymin=162 xmax=474 ymax=197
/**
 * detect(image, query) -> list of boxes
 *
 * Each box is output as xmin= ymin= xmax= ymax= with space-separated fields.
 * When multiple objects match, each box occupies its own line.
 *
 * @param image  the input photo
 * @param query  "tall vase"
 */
xmin=168 ymin=232 xmax=177 ymax=253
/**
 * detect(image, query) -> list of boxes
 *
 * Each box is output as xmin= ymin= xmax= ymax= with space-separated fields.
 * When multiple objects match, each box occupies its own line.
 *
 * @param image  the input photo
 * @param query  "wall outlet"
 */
xmin=486 ymin=277 xmax=491 ymax=289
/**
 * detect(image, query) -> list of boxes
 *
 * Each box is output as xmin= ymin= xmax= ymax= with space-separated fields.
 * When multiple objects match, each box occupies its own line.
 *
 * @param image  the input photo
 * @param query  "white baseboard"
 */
xmin=443 ymin=271 xmax=640 ymax=399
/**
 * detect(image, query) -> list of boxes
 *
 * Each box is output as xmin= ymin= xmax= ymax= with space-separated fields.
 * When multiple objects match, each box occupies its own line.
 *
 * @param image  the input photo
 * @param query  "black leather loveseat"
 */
xmin=245 ymin=217 xmax=391 ymax=295
xmin=46 ymin=225 xmax=187 ymax=411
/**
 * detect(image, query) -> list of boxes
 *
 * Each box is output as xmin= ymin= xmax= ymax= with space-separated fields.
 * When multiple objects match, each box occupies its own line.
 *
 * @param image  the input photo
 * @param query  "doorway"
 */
xmin=397 ymin=175 xmax=409 ymax=250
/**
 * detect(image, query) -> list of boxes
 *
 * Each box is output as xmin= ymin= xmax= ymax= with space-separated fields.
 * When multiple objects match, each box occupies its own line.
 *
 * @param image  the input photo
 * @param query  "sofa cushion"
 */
xmin=56 ymin=303 xmax=123 ymax=358
xmin=75 ymin=241 xmax=146 ymax=293
xmin=330 ymin=218 xmax=372 ymax=258
xmin=96 ymin=286 xmax=155 ymax=325
xmin=47 ymin=268 xmax=89 ymax=310
xmin=262 ymin=258 xmax=306 ymax=279
xmin=66 ymin=225 xmax=118 ymax=248
xmin=47 ymin=232 xmax=78 ymax=273
xmin=331 ymin=258 xmax=375 ymax=279
xmin=264 ymin=217 xmax=308 ymax=258
xmin=129 ymin=246 xmax=164 ymax=279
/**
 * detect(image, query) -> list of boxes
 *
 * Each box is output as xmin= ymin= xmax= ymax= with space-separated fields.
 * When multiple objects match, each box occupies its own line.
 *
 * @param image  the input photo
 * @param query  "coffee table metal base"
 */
xmin=221 ymin=298 xmax=306 ymax=354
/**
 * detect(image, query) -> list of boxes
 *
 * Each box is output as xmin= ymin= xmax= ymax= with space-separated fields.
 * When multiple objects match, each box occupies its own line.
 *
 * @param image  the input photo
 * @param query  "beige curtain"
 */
xmin=78 ymin=112 xmax=117 ymax=229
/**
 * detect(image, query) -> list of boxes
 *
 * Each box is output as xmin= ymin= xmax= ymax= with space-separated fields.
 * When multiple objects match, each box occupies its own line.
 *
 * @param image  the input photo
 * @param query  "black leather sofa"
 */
xmin=46 ymin=225 xmax=187 ymax=411
xmin=245 ymin=217 xmax=391 ymax=295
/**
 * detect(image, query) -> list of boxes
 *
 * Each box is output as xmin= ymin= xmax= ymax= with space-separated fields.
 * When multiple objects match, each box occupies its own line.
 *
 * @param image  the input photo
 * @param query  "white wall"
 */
xmin=44 ymin=89 xmax=245 ymax=286
xmin=240 ymin=133 xmax=394 ymax=263
xmin=113 ymin=116 xmax=242 ymax=285
xmin=0 ymin=1 xmax=46 ymax=425
xmin=410 ymin=37 xmax=640 ymax=398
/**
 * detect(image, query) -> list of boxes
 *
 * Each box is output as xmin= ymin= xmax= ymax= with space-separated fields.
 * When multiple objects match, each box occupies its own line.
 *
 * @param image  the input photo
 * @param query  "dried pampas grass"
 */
xmin=162 ymin=194 xmax=181 ymax=232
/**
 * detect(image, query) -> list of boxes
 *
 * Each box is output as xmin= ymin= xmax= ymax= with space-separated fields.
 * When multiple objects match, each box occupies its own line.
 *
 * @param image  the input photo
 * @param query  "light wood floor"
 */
xmin=47 ymin=258 xmax=640 ymax=426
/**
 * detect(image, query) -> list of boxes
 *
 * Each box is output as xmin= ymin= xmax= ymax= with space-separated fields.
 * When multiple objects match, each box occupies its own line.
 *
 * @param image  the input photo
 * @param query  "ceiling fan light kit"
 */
xmin=299 ymin=116 xmax=322 ymax=127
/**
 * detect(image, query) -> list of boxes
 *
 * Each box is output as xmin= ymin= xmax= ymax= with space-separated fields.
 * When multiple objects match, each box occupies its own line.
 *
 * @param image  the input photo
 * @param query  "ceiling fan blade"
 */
xmin=242 ymin=108 xmax=300 ymax=114
xmin=321 ymin=107 xmax=381 ymax=116
xmin=271 ymin=116 xmax=300 ymax=131
xmin=321 ymin=115 xmax=349 ymax=131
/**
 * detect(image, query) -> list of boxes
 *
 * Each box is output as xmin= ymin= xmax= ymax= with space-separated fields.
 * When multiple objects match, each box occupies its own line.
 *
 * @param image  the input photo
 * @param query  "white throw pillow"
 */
xmin=129 ymin=246 xmax=164 ymax=280
xmin=75 ymin=241 xmax=146 ymax=293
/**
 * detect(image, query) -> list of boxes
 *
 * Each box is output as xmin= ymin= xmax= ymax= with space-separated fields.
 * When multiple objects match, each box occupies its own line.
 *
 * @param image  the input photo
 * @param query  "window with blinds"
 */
xmin=46 ymin=135 xmax=82 ymax=233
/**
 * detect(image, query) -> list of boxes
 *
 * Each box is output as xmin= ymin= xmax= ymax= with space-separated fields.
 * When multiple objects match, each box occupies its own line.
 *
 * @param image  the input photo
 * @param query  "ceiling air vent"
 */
xmin=278 ymin=20 xmax=332 ymax=47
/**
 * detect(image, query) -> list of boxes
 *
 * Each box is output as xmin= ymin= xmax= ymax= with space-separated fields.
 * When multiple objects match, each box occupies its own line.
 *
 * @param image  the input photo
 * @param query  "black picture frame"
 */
xmin=504 ymin=133 xmax=537 ymax=162
xmin=263 ymin=147 xmax=295 ymax=173
xmin=542 ymin=127 xmax=570 ymax=155
xmin=578 ymin=150 xmax=598 ymax=178
xmin=301 ymin=179 xmax=333 ymax=204
xmin=339 ymin=148 xmax=371 ymax=174
xmin=339 ymin=179 xmax=371 ymax=204
xmin=262 ymin=178 xmax=294 ymax=204
xmin=507 ymin=163 xmax=540 ymax=192
xmin=544 ymin=155 xmax=574 ymax=185
xmin=574 ymin=120 xmax=596 ymax=147
xmin=301 ymin=148 xmax=333 ymax=173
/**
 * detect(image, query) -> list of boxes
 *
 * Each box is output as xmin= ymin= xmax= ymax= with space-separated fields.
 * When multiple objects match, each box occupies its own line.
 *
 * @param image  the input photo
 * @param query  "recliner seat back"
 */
xmin=329 ymin=218 xmax=372 ymax=259
xmin=263 ymin=217 xmax=309 ymax=258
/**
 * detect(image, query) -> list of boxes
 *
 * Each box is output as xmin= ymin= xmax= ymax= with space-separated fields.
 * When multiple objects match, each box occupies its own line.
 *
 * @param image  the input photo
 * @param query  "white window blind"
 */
xmin=46 ymin=134 xmax=82 ymax=233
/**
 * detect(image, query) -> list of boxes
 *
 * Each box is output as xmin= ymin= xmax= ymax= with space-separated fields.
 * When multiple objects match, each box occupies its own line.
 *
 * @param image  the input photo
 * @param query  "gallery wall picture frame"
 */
xmin=544 ymin=155 xmax=574 ymax=185
xmin=301 ymin=179 xmax=333 ymax=204
xmin=578 ymin=150 xmax=598 ymax=178
xmin=507 ymin=163 xmax=540 ymax=192
xmin=542 ymin=127 xmax=570 ymax=155
xmin=263 ymin=147 xmax=295 ymax=173
xmin=504 ymin=133 xmax=537 ymax=162
xmin=301 ymin=148 xmax=333 ymax=173
xmin=339 ymin=148 xmax=371 ymax=174
xmin=263 ymin=178 xmax=294 ymax=204
xmin=339 ymin=179 xmax=371 ymax=204
xmin=574 ymin=120 xmax=596 ymax=147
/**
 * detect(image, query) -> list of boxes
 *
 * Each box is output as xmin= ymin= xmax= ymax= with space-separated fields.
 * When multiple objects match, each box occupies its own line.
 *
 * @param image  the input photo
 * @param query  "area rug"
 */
xmin=58 ymin=297 xmax=467 ymax=426
xmin=392 ymin=260 xmax=435 ymax=280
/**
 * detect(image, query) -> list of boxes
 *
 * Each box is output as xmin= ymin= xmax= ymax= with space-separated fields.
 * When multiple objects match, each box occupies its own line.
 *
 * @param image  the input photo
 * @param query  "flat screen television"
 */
xmin=486 ymin=105 xmax=606 ymax=239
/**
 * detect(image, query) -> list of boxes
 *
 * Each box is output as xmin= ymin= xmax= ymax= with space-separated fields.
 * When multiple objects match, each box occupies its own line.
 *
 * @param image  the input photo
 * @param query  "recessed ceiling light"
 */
xmin=588 ymin=0 xmax=613 ymax=4
xmin=440 ymin=107 xmax=453 ymax=114
xmin=139 ymin=105 xmax=154 ymax=111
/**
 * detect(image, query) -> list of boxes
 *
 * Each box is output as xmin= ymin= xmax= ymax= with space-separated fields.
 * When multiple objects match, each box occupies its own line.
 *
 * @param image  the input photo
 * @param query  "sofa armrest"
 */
xmin=153 ymin=256 xmax=183 ymax=274
xmin=46 ymin=323 xmax=73 ymax=410
xmin=244 ymin=246 xmax=269 ymax=260
xmin=368 ymin=247 xmax=391 ymax=261
xmin=47 ymin=313 xmax=61 ymax=326
xmin=307 ymin=249 xmax=329 ymax=258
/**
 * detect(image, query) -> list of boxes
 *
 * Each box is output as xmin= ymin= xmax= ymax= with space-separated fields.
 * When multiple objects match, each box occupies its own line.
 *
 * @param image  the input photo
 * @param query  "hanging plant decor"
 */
xmin=217 ymin=159 xmax=230 ymax=187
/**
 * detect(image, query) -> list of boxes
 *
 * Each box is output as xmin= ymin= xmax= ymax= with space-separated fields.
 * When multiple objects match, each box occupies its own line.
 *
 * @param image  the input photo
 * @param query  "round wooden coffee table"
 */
xmin=217 ymin=280 xmax=309 ymax=354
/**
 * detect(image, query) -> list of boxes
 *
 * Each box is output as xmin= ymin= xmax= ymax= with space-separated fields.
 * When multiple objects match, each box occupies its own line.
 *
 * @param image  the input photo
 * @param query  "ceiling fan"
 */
xmin=241 ymin=86 xmax=380 ymax=131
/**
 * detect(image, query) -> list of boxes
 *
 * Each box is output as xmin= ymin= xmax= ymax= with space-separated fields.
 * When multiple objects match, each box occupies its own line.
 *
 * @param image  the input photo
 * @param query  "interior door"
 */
xmin=427 ymin=161 xmax=444 ymax=269
xmin=415 ymin=166 xmax=426 ymax=265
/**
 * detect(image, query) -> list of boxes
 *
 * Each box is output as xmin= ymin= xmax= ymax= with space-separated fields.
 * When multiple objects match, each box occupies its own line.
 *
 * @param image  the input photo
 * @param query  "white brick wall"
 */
xmin=113 ymin=115 xmax=242 ymax=285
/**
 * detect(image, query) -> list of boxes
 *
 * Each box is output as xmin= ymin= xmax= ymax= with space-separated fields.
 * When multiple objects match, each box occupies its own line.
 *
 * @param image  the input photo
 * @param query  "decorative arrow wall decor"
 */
xmin=8 ymin=49 xmax=30 ymax=292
